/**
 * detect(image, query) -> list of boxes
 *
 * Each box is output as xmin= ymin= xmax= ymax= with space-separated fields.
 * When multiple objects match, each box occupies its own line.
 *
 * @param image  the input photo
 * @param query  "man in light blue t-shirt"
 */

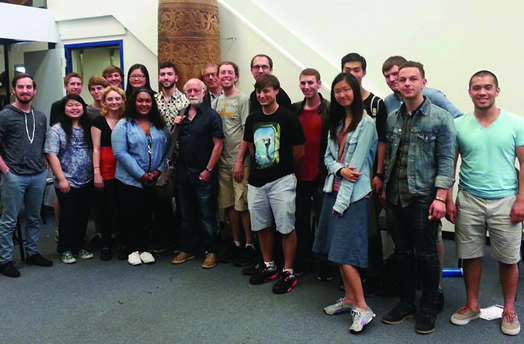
xmin=447 ymin=70 xmax=524 ymax=336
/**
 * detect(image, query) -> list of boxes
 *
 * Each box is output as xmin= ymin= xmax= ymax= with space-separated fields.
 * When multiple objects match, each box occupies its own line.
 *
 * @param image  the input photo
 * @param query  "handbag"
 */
xmin=155 ymin=121 xmax=182 ymax=199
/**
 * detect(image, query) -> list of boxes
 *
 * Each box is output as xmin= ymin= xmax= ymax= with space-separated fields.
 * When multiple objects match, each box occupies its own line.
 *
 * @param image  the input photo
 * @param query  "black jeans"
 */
xmin=93 ymin=179 xmax=120 ymax=248
xmin=295 ymin=180 xmax=324 ymax=265
xmin=56 ymin=182 xmax=93 ymax=254
xmin=117 ymin=181 xmax=155 ymax=252
xmin=366 ymin=191 xmax=384 ymax=279
xmin=151 ymin=197 xmax=176 ymax=246
xmin=387 ymin=199 xmax=440 ymax=311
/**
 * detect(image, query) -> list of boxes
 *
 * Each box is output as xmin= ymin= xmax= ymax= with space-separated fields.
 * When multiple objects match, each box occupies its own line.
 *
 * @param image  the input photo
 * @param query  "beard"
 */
xmin=15 ymin=94 xmax=34 ymax=104
xmin=189 ymin=97 xmax=203 ymax=106
xmin=163 ymin=81 xmax=176 ymax=90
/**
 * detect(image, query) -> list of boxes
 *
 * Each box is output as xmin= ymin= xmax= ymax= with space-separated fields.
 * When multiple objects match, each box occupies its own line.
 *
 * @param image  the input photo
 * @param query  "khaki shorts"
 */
xmin=218 ymin=167 xmax=249 ymax=211
xmin=455 ymin=190 xmax=522 ymax=264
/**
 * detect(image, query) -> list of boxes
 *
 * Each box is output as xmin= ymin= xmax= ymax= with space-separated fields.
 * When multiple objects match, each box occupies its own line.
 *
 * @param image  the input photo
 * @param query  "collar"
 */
xmin=398 ymin=96 xmax=430 ymax=116
xmin=297 ymin=93 xmax=327 ymax=113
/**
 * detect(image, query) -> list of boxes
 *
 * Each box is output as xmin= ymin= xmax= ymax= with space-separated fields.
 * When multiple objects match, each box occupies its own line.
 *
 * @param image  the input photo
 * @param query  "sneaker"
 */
xmin=233 ymin=246 xmax=259 ymax=267
xmin=436 ymin=289 xmax=445 ymax=313
xmin=128 ymin=251 xmax=142 ymax=266
xmin=0 ymin=261 xmax=21 ymax=277
xmin=78 ymin=249 xmax=94 ymax=260
xmin=61 ymin=251 xmax=76 ymax=264
xmin=416 ymin=310 xmax=437 ymax=334
xmin=324 ymin=298 xmax=355 ymax=315
xmin=140 ymin=251 xmax=155 ymax=264
xmin=118 ymin=247 xmax=129 ymax=261
xmin=54 ymin=228 xmax=59 ymax=242
xmin=219 ymin=245 xmax=242 ymax=263
xmin=171 ymin=251 xmax=196 ymax=264
xmin=317 ymin=264 xmax=333 ymax=281
xmin=501 ymin=310 xmax=520 ymax=336
xmin=202 ymin=252 xmax=217 ymax=269
xmin=249 ymin=265 xmax=279 ymax=285
xmin=243 ymin=262 xmax=263 ymax=276
xmin=294 ymin=261 xmax=310 ymax=276
xmin=382 ymin=303 xmax=417 ymax=325
xmin=100 ymin=248 xmax=112 ymax=261
xmin=85 ymin=235 xmax=102 ymax=251
xmin=26 ymin=253 xmax=53 ymax=267
xmin=349 ymin=307 xmax=376 ymax=333
xmin=450 ymin=306 xmax=480 ymax=326
xmin=272 ymin=270 xmax=297 ymax=294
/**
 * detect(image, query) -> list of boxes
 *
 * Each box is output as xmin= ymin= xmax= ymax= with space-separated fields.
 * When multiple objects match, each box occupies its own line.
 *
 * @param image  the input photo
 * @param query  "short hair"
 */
xmin=100 ymin=86 xmax=126 ymax=118
xmin=469 ymin=70 xmax=499 ymax=89
xmin=254 ymin=74 xmax=280 ymax=91
xmin=250 ymin=54 xmax=273 ymax=69
xmin=341 ymin=53 xmax=367 ymax=72
xmin=102 ymin=65 xmax=124 ymax=78
xmin=12 ymin=73 xmax=36 ymax=89
xmin=200 ymin=63 xmax=218 ymax=78
xmin=159 ymin=61 xmax=178 ymax=75
xmin=183 ymin=78 xmax=207 ymax=92
xmin=399 ymin=61 xmax=425 ymax=79
xmin=382 ymin=56 xmax=407 ymax=75
xmin=300 ymin=68 xmax=321 ymax=82
xmin=88 ymin=75 xmax=109 ymax=89
xmin=64 ymin=72 xmax=83 ymax=86
xmin=218 ymin=61 xmax=240 ymax=78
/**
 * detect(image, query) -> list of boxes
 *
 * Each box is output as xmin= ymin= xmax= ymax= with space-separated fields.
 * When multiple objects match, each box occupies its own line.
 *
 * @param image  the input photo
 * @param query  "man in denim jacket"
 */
xmin=381 ymin=61 xmax=455 ymax=334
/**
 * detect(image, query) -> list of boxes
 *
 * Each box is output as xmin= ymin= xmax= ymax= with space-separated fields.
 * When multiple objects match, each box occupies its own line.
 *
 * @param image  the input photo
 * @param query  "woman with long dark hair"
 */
xmin=112 ymin=88 xmax=169 ymax=265
xmin=91 ymin=86 xmax=126 ymax=261
xmin=44 ymin=94 xmax=94 ymax=264
xmin=125 ymin=64 xmax=153 ymax=99
xmin=313 ymin=73 xmax=378 ymax=334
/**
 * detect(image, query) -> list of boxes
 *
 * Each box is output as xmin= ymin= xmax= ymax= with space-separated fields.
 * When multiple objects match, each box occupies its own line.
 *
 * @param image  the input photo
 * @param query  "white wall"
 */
xmin=0 ymin=3 xmax=58 ymax=42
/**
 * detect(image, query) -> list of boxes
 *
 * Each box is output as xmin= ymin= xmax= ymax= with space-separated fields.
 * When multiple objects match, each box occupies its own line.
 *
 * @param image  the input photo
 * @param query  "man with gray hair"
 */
xmin=171 ymin=78 xmax=224 ymax=269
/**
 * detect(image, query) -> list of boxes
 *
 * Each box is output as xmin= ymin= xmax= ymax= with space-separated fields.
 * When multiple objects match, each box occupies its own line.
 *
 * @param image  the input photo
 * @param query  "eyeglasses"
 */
xmin=130 ymin=74 xmax=146 ymax=80
xmin=252 ymin=65 xmax=270 ymax=71
xmin=202 ymin=72 xmax=218 ymax=79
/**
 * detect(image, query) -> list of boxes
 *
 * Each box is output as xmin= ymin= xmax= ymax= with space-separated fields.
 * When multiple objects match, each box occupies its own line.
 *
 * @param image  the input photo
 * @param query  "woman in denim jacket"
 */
xmin=313 ymin=73 xmax=378 ymax=334
xmin=112 ymin=88 xmax=170 ymax=266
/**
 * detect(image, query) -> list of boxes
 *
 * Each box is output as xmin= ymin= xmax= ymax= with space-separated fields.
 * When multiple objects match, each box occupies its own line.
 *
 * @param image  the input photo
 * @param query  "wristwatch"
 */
xmin=205 ymin=167 xmax=213 ymax=173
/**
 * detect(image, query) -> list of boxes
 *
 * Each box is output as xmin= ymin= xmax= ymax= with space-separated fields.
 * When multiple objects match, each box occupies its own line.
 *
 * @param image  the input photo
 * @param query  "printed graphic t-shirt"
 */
xmin=243 ymin=106 xmax=306 ymax=187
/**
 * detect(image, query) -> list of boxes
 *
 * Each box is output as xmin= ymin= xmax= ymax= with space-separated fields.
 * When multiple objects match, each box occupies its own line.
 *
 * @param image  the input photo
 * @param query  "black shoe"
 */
xmin=416 ymin=310 xmax=437 ymax=334
xmin=233 ymin=246 xmax=259 ymax=267
xmin=377 ymin=281 xmax=400 ymax=297
xmin=118 ymin=247 xmax=129 ymax=261
xmin=382 ymin=303 xmax=417 ymax=325
xmin=0 ymin=261 xmax=21 ymax=278
xmin=219 ymin=244 xmax=242 ymax=263
xmin=26 ymin=253 xmax=53 ymax=267
xmin=317 ymin=264 xmax=333 ymax=281
xmin=85 ymin=235 xmax=102 ymax=251
xmin=294 ymin=262 xmax=310 ymax=276
xmin=152 ymin=242 xmax=173 ymax=253
xmin=243 ymin=262 xmax=262 ymax=276
xmin=436 ymin=289 xmax=444 ymax=313
xmin=273 ymin=270 xmax=297 ymax=294
xmin=363 ymin=278 xmax=382 ymax=297
xmin=249 ymin=265 xmax=278 ymax=285
xmin=100 ymin=247 xmax=113 ymax=261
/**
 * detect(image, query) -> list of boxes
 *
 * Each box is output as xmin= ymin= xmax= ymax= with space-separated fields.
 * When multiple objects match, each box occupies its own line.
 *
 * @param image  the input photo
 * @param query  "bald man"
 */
xmin=171 ymin=79 xmax=224 ymax=269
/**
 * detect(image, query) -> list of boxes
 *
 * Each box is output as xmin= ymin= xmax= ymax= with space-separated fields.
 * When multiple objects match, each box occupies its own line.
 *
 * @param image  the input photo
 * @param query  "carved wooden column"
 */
xmin=158 ymin=0 xmax=220 ymax=88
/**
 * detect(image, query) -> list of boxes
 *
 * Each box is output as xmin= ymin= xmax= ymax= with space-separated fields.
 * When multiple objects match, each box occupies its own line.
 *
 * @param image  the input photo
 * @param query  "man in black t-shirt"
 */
xmin=341 ymin=52 xmax=387 ymax=296
xmin=249 ymin=54 xmax=293 ymax=113
xmin=243 ymin=75 xmax=305 ymax=294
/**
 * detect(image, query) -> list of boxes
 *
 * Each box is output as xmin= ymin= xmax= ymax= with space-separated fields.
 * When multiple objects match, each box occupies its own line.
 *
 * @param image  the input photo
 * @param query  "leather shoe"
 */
xmin=26 ymin=253 xmax=53 ymax=267
xmin=0 ymin=261 xmax=21 ymax=277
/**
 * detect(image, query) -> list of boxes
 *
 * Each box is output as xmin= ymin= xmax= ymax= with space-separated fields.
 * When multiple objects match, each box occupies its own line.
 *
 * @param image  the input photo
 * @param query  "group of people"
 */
xmin=0 ymin=51 xmax=522 ymax=337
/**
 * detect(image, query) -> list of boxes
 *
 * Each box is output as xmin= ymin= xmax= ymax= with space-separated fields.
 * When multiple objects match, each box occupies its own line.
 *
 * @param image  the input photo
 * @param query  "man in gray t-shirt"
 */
xmin=0 ymin=73 xmax=53 ymax=278
xmin=212 ymin=61 xmax=257 ymax=266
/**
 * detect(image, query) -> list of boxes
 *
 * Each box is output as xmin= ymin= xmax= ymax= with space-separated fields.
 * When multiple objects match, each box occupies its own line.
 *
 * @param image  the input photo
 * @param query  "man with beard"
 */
xmin=0 ymin=73 xmax=53 ymax=278
xmin=155 ymin=62 xmax=190 ymax=131
xmin=171 ymin=79 xmax=224 ymax=269
xmin=447 ymin=71 xmax=523 ymax=336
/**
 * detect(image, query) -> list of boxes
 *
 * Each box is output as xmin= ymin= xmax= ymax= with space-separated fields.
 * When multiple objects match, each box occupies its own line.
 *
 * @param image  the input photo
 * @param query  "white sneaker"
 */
xmin=140 ymin=251 xmax=155 ymax=264
xmin=128 ymin=251 xmax=142 ymax=266
xmin=349 ymin=307 xmax=376 ymax=333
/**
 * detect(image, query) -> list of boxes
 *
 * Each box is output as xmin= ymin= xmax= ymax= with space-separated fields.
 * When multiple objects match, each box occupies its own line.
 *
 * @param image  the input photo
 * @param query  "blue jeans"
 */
xmin=177 ymin=180 xmax=218 ymax=253
xmin=387 ymin=199 xmax=440 ymax=311
xmin=0 ymin=170 xmax=47 ymax=264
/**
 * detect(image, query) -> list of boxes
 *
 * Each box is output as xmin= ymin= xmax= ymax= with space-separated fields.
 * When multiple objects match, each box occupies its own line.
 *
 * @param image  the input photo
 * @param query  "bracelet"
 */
xmin=435 ymin=197 xmax=446 ymax=204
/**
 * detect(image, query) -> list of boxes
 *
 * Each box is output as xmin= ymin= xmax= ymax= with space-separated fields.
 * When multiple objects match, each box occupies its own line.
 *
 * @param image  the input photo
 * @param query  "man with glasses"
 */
xmin=249 ymin=54 xmax=293 ymax=113
xmin=201 ymin=64 xmax=223 ymax=107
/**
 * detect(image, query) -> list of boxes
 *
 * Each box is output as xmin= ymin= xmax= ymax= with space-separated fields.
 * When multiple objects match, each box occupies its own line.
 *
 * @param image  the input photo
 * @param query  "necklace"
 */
xmin=25 ymin=110 xmax=35 ymax=144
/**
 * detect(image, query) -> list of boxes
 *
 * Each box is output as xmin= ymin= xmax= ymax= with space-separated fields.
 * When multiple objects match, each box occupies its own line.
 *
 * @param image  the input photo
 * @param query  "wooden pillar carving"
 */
xmin=158 ymin=0 xmax=220 ymax=89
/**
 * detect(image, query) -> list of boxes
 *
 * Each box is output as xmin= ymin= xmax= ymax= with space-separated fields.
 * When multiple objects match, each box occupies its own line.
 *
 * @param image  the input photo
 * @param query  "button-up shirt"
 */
xmin=155 ymin=89 xmax=190 ymax=131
